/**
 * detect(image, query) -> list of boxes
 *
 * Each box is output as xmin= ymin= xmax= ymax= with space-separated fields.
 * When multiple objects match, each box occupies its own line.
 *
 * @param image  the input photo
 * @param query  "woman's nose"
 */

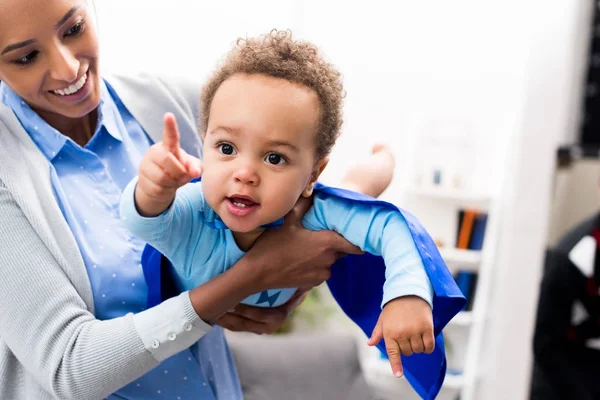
xmin=48 ymin=45 xmax=80 ymax=83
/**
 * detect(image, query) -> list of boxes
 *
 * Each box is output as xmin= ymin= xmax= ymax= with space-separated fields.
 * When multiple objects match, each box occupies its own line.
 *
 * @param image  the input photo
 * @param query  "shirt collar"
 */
xmin=97 ymin=80 xmax=122 ymax=142
xmin=0 ymin=79 xmax=122 ymax=161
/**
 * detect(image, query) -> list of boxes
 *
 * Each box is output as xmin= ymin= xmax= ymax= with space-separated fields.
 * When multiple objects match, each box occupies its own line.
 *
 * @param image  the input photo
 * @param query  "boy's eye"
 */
xmin=218 ymin=143 xmax=236 ymax=155
xmin=265 ymin=153 xmax=286 ymax=165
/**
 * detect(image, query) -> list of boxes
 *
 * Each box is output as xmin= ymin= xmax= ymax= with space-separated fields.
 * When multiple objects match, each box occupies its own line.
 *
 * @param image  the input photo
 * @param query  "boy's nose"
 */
xmin=233 ymin=166 xmax=260 ymax=186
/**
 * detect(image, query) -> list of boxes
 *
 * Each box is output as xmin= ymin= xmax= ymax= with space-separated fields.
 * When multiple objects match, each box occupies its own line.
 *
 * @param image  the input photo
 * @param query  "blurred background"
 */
xmin=94 ymin=1 xmax=598 ymax=399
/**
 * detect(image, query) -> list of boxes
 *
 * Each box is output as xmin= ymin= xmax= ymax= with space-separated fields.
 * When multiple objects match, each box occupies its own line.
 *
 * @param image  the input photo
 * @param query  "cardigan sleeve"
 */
xmin=0 ymin=180 xmax=211 ymax=400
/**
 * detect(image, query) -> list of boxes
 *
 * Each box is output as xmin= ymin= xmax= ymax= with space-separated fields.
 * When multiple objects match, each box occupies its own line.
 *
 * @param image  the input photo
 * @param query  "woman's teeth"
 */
xmin=52 ymin=73 xmax=87 ymax=96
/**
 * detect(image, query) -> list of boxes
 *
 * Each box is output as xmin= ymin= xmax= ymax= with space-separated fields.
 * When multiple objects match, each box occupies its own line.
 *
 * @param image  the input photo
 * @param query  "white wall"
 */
xmin=297 ymin=1 xmax=523 ymax=197
xmin=95 ymin=0 xmax=303 ymax=80
xmin=95 ymin=1 xmax=593 ymax=398
xmin=475 ymin=1 xmax=593 ymax=399
xmin=96 ymin=0 xmax=515 ymax=194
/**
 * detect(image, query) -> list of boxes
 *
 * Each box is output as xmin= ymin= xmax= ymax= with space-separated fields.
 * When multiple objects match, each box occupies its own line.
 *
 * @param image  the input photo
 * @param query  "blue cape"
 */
xmin=141 ymin=183 xmax=466 ymax=399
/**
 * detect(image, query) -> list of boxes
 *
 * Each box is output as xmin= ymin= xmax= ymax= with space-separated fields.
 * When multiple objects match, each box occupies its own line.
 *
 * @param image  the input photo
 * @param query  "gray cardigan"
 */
xmin=0 ymin=74 xmax=212 ymax=399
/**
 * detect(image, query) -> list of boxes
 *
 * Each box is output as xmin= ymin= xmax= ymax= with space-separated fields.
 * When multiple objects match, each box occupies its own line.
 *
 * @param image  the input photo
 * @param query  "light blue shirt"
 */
xmin=1 ymin=81 xmax=242 ymax=399
xmin=120 ymin=178 xmax=434 ymax=310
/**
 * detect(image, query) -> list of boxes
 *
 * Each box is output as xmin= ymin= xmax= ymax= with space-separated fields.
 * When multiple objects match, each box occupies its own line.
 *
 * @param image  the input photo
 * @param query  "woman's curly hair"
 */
xmin=200 ymin=29 xmax=344 ymax=159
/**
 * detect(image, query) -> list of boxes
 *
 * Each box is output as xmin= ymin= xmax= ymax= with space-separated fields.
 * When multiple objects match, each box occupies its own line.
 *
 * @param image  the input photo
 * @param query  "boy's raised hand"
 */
xmin=134 ymin=112 xmax=203 ymax=217
xmin=367 ymin=296 xmax=434 ymax=378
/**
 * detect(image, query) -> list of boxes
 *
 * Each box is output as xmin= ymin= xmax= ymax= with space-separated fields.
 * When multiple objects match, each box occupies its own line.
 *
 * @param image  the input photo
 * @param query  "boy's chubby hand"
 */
xmin=367 ymin=295 xmax=434 ymax=378
xmin=135 ymin=112 xmax=203 ymax=217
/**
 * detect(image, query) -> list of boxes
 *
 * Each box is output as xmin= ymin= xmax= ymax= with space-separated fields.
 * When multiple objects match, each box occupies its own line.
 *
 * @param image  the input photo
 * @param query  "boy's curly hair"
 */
xmin=200 ymin=29 xmax=344 ymax=159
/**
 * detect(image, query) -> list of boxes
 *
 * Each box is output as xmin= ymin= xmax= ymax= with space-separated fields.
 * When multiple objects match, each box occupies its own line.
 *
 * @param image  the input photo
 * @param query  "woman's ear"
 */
xmin=302 ymin=157 xmax=329 ymax=197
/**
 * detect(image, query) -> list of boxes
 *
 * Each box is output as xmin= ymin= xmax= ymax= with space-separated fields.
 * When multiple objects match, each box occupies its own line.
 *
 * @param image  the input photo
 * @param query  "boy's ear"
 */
xmin=302 ymin=157 xmax=329 ymax=197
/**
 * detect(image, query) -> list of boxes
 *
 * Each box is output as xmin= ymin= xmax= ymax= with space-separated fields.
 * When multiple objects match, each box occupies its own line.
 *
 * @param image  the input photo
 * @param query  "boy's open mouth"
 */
xmin=227 ymin=195 xmax=259 ymax=208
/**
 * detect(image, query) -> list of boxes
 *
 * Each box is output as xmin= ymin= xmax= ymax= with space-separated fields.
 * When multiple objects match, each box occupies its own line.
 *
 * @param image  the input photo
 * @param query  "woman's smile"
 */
xmin=47 ymin=69 xmax=92 ymax=104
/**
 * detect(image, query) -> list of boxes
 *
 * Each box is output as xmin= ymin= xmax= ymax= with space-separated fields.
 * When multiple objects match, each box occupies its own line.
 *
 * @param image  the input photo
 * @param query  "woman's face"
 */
xmin=0 ymin=0 xmax=100 ymax=121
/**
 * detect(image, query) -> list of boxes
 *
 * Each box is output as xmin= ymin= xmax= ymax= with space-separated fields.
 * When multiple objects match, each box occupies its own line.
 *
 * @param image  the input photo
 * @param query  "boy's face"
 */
xmin=201 ymin=73 xmax=327 ymax=233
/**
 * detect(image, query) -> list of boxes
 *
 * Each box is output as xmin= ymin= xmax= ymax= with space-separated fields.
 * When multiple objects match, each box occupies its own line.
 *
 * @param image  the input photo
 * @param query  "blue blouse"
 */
xmin=1 ymin=80 xmax=242 ymax=399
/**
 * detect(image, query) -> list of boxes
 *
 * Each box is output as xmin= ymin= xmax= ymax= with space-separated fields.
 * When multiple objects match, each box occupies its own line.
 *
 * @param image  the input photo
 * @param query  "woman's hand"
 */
xmin=244 ymin=195 xmax=363 ymax=292
xmin=189 ymin=195 xmax=361 ymax=324
xmin=212 ymin=196 xmax=361 ymax=333
xmin=215 ymin=288 xmax=309 ymax=334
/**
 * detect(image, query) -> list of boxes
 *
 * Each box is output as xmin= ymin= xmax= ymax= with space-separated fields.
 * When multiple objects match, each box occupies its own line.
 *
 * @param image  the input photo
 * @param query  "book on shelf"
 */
xmin=452 ymin=208 xmax=488 ymax=310
xmin=455 ymin=209 xmax=488 ymax=251
xmin=455 ymin=270 xmax=478 ymax=311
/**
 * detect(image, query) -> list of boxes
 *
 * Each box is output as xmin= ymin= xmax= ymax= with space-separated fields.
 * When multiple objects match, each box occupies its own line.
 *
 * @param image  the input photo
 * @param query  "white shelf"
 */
xmin=363 ymin=355 xmax=464 ymax=399
xmin=439 ymin=248 xmax=482 ymax=272
xmin=448 ymin=311 xmax=472 ymax=327
xmin=443 ymin=373 xmax=465 ymax=389
xmin=405 ymin=186 xmax=491 ymax=204
xmin=364 ymin=355 xmax=465 ymax=387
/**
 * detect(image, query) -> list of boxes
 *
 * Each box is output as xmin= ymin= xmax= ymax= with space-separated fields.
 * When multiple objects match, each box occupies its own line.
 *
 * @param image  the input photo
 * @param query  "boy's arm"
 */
xmin=304 ymin=194 xmax=433 ymax=309
xmin=120 ymin=177 xmax=204 ymax=268
xmin=120 ymin=111 xmax=204 ymax=270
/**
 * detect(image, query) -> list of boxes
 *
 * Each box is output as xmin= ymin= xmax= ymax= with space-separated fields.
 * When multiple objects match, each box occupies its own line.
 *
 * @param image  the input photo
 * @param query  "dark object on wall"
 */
xmin=530 ymin=215 xmax=600 ymax=400
xmin=581 ymin=3 xmax=600 ymax=145
xmin=556 ymin=144 xmax=600 ymax=168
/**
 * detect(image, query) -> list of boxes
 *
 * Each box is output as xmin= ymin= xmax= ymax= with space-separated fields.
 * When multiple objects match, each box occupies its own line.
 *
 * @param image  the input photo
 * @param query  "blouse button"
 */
xmin=183 ymin=322 xmax=192 ymax=332
xmin=167 ymin=332 xmax=177 ymax=341
xmin=151 ymin=339 xmax=160 ymax=349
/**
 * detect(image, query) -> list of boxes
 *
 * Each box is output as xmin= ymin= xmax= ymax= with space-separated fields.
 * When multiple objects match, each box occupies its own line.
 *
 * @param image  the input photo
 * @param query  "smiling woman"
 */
xmin=0 ymin=0 xmax=372 ymax=399
xmin=0 ymin=1 xmax=101 ymax=144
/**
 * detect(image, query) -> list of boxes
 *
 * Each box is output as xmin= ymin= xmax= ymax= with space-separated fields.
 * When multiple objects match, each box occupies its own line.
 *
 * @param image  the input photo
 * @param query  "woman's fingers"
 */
xmin=215 ymin=305 xmax=287 ymax=334
xmin=284 ymin=196 xmax=313 ymax=225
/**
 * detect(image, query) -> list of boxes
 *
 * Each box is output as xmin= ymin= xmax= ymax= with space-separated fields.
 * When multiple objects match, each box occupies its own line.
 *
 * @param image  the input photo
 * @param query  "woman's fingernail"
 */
xmin=394 ymin=371 xmax=403 ymax=378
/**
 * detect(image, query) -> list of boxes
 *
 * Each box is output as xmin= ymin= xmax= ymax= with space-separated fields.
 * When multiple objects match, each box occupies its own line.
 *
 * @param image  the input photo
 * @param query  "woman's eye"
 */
xmin=266 ymin=153 xmax=286 ymax=165
xmin=13 ymin=51 xmax=39 ymax=66
xmin=64 ymin=21 xmax=83 ymax=37
xmin=218 ymin=143 xmax=236 ymax=155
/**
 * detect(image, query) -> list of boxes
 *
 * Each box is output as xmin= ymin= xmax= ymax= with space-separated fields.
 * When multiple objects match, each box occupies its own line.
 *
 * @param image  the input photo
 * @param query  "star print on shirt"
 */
xmin=256 ymin=290 xmax=282 ymax=307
